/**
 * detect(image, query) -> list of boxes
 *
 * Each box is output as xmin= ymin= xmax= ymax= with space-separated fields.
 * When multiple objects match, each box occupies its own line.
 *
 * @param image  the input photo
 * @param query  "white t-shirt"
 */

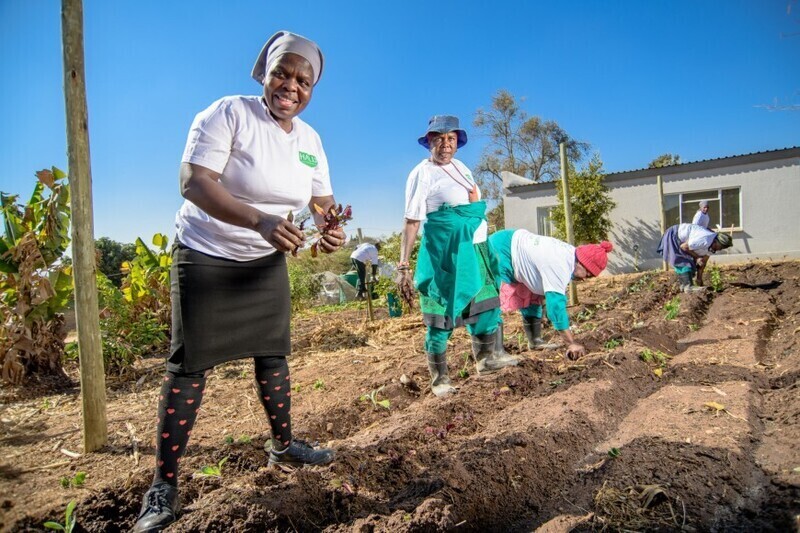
xmin=511 ymin=229 xmax=575 ymax=296
xmin=692 ymin=211 xmax=710 ymax=228
xmin=677 ymin=223 xmax=716 ymax=256
xmin=176 ymin=95 xmax=333 ymax=260
xmin=404 ymin=158 xmax=487 ymax=243
xmin=350 ymin=243 xmax=379 ymax=264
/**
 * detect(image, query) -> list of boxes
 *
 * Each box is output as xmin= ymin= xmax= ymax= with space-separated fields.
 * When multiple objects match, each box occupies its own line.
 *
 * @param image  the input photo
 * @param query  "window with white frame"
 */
xmin=536 ymin=206 xmax=557 ymax=237
xmin=664 ymin=187 xmax=741 ymax=230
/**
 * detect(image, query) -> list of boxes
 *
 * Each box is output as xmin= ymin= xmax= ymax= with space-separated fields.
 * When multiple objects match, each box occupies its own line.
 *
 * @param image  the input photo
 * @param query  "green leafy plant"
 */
xmin=59 ymin=471 xmax=86 ymax=489
xmin=223 ymin=434 xmax=234 ymax=445
xmin=43 ymin=500 xmax=77 ymax=532
xmin=663 ymin=296 xmax=680 ymax=320
xmin=709 ymin=265 xmax=724 ymax=292
xmin=1 ymin=168 xmax=73 ymax=384
xmin=604 ymin=338 xmax=623 ymax=350
xmin=194 ymin=456 xmax=229 ymax=479
xmin=312 ymin=378 xmax=325 ymax=390
xmin=457 ymin=353 xmax=471 ymax=379
xmin=550 ymin=379 xmax=565 ymax=388
xmin=236 ymin=434 xmax=252 ymax=444
xmin=688 ymin=323 xmax=700 ymax=332
xmin=360 ymin=386 xmax=390 ymax=410
xmin=640 ymin=348 xmax=671 ymax=368
xmin=292 ymin=384 xmax=302 ymax=393
xmin=551 ymin=154 xmax=616 ymax=244
xmin=607 ymin=447 xmax=621 ymax=458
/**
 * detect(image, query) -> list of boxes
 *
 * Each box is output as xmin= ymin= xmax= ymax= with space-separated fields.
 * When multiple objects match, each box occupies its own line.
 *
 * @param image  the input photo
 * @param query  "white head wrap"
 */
xmin=251 ymin=30 xmax=324 ymax=86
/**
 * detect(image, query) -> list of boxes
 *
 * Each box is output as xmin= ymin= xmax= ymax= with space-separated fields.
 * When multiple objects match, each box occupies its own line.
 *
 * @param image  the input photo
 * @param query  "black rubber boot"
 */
xmin=472 ymin=329 xmax=518 ymax=374
xmin=132 ymin=482 xmax=179 ymax=533
xmin=268 ymin=439 xmax=335 ymax=467
xmin=677 ymin=272 xmax=704 ymax=293
xmin=521 ymin=315 xmax=560 ymax=350
xmin=426 ymin=351 xmax=456 ymax=397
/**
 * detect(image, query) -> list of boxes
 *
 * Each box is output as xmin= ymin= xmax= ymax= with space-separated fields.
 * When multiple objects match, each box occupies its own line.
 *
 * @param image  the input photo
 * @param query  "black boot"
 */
xmin=132 ymin=482 xmax=179 ymax=533
xmin=268 ymin=438 xmax=335 ymax=467
xmin=426 ymin=351 xmax=456 ymax=397
xmin=472 ymin=329 xmax=518 ymax=375
xmin=677 ymin=272 xmax=704 ymax=293
xmin=521 ymin=315 xmax=560 ymax=350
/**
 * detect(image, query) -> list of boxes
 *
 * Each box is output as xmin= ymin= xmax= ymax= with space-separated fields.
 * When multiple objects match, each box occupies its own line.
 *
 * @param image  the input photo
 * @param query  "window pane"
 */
xmin=664 ymin=194 xmax=680 ymax=226
xmin=537 ymin=206 xmax=554 ymax=237
xmin=721 ymin=188 xmax=741 ymax=228
xmin=681 ymin=196 xmax=719 ymax=226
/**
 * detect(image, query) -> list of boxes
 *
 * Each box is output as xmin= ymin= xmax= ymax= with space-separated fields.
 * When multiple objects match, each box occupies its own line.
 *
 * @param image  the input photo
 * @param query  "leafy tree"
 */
xmin=648 ymin=153 xmax=681 ymax=168
xmin=550 ymin=154 xmax=616 ymax=245
xmin=95 ymin=237 xmax=136 ymax=287
xmin=473 ymin=90 xmax=590 ymax=229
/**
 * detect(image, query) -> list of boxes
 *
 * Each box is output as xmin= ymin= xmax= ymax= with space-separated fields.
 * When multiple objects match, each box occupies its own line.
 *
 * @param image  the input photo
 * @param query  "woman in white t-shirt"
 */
xmin=657 ymin=223 xmax=733 ymax=292
xmin=397 ymin=115 xmax=518 ymax=398
xmin=133 ymin=31 xmax=344 ymax=532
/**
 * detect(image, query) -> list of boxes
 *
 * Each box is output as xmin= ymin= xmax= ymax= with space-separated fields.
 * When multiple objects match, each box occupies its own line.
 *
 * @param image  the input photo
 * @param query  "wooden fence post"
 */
xmin=559 ymin=142 xmax=579 ymax=306
xmin=657 ymin=175 xmax=667 ymax=271
xmin=62 ymin=0 xmax=107 ymax=452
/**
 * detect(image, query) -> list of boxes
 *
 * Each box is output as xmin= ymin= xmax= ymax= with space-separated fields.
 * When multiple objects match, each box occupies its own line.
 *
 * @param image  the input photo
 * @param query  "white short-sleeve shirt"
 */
xmin=176 ymin=95 xmax=333 ymax=260
xmin=404 ymin=158 xmax=487 ymax=243
xmin=350 ymin=243 xmax=379 ymax=264
xmin=511 ymin=229 xmax=575 ymax=296
xmin=677 ymin=223 xmax=716 ymax=256
xmin=692 ymin=211 xmax=710 ymax=229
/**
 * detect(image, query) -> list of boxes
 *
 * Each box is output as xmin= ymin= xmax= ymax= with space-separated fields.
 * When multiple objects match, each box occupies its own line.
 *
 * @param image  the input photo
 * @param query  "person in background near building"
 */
xmin=692 ymin=200 xmax=710 ymax=228
xmin=132 ymin=31 xmax=343 ymax=533
xmin=350 ymin=242 xmax=381 ymax=299
xmin=397 ymin=115 xmax=518 ymax=398
xmin=657 ymin=222 xmax=733 ymax=292
xmin=489 ymin=229 xmax=613 ymax=360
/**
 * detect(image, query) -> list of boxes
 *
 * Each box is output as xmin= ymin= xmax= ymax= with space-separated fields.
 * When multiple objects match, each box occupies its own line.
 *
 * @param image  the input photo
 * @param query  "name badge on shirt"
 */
xmin=299 ymin=151 xmax=318 ymax=168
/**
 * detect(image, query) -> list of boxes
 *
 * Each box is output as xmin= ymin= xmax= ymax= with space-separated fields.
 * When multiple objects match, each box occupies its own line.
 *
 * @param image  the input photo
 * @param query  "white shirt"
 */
xmin=176 ymin=95 xmax=333 ymax=260
xmin=511 ymin=230 xmax=575 ymax=296
xmin=350 ymin=243 xmax=379 ymax=264
xmin=677 ymin=223 xmax=716 ymax=256
xmin=692 ymin=211 xmax=710 ymax=228
xmin=404 ymin=158 xmax=487 ymax=243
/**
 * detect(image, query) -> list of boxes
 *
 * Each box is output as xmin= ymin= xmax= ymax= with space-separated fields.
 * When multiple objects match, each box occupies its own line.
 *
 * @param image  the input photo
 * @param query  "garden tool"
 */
xmin=522 ymin=315 xmax=560 ymax=350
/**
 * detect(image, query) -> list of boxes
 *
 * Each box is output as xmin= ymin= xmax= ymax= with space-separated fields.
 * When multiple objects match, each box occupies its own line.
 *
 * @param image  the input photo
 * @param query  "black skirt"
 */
xmin=167 ymin=243 xmax=291 ymax=374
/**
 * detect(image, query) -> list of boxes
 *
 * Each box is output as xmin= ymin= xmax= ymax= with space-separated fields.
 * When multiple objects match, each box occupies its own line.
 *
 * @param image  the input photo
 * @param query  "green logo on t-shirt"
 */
xmin=299 ymin=151 xmax=318 ymax=168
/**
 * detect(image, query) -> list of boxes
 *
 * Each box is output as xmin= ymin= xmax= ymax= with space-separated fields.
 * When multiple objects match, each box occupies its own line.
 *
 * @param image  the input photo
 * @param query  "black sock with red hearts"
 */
xmin=254 ymin=357 xmax=292 ymax=451
xmin=153 ymin=370 xmax=207 ymax=487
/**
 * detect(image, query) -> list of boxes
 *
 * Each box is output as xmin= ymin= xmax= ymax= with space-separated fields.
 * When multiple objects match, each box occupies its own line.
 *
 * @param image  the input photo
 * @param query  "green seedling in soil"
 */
xmin=236 ymin=434 xmax=252 ymax=444
xmin=43 ymin=500 xmax=77 ymax=532
xmin=709 ymin=265 xmax=724 ymax=292
xmin=550 ymin=379 xmax=564 ymax=388
xmin=360 ymin=386 xmax=390 ymax=410
xmin=608 ymin=447 xmax=621 ymax=458
xmin=223 ymin=434 xmax=234 ymax=445
xmin=576 ymin=307 xmax=595 ymax=321
xmin=458 ymin=353 xmax=471 ymax=379
xmin=663 ymin=296 xmax=680 ymax=320
xmin=640 ymin=348 xmax=671 ymax=367
xmin=59 ymin=471 xmax=86 ymax=489
xmin=688 ymin=323 xmax=700 ymax=331
xmin=194 ymin=456 xmax=229 ymax=479
xmin=312 ymin=379 xmax=325 ymax=391
xmin=292 ymin=384 xmax=302 ymax=393
xmin=604 ymin=338 xmax=623 ymax=350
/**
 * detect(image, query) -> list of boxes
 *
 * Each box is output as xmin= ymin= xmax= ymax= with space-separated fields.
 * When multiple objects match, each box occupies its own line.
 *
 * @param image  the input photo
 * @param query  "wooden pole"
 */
xmin=559 ymin=142 xmax=579 ymax=305
xmin=657 ymin=175 xmax=667 ymax=271
xmin=364 ymin=260 xmax=374 ymax=321
xmin=356 ymin=228 xmax=363 ymax=244
xmin=62 ymin=0 xmax=107 ymax=452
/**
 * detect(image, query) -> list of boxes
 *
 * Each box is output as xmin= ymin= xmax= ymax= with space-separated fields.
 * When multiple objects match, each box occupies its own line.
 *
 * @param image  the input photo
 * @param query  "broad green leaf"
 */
xmin=377 ymin=399 xmax=390 ymax=409
xmin=52 ymin=167 xmax=68 ymax=180
xmin=152 ymin=233 xmax=167 ymax=249
xmin=42 ymin=522 xmax=65 ymax=531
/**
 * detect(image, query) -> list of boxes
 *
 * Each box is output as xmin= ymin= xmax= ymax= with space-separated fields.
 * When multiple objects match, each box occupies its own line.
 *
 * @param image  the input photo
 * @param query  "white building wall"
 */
xmin=504 ymin=155 xmax=800 ymax=274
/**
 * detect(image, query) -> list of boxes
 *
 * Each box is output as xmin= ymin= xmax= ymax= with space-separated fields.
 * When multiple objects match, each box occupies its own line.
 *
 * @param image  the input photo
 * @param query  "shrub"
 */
xmin=0 ymin=168 xmax=73 ymax=384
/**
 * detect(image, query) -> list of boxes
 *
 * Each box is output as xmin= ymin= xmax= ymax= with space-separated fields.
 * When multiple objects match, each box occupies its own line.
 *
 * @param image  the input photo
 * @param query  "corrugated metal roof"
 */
xmin=506 ymin=146 xmax=800 ymax=190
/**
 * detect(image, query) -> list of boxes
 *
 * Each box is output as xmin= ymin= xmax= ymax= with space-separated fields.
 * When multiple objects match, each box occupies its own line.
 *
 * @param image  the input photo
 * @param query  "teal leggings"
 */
xmin=425 ymin=308 xmax=500 ymax=354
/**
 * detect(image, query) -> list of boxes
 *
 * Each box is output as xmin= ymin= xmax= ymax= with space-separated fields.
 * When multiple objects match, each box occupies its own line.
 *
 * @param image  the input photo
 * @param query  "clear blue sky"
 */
xmin=2 ymin=0 xmax=798 ymax=245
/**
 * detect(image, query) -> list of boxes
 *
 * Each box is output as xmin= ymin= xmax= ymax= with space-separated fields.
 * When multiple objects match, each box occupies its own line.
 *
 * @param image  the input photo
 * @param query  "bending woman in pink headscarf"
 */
xmin=488 ymin=229 xmax=613 ymax=360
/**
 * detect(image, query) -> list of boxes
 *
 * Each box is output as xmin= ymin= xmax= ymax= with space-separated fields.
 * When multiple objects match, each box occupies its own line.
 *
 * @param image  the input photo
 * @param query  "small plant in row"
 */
xmin=640 ymin=348 xmax=671 ymax=368
xmin=193 ymin=456 xmax=229 ymax=479
xmin=44 ymin=500 xmax=77 ymax=532
xmin=59 ymin=471 xmax=87 ymax=489
xmin=360 ymin=386 xmax=390 ymax=410
xmin=663 ymin=296 xmax=680 ymax=320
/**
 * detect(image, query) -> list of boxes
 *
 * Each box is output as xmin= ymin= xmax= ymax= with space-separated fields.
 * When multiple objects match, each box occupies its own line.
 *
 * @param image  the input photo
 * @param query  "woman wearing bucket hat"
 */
xmin=489 ymin=229 xmax=613 ymax=360
xmin=397 ymin=115 xmax=518 ymax=398
xmin=657 ymin=223 xmax=733 ymax=292
xmin=132 ymin=31 xmax=343 ymax=532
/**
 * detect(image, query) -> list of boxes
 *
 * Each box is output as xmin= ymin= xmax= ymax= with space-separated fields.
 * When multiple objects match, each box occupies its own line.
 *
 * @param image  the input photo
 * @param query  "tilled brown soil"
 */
xmin=1 ymin=262 xmax=799 ymax=532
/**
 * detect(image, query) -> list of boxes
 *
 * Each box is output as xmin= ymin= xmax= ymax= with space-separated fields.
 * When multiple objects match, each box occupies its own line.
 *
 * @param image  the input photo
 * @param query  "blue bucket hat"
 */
xmin=418 ymin=115 xmax=468 ymax=149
